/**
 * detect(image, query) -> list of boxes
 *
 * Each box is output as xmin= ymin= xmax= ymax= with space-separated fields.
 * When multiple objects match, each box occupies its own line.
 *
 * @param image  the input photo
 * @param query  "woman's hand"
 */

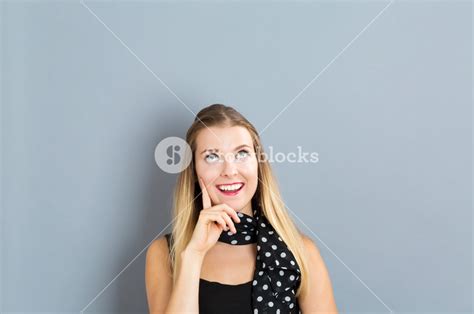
xmin=185 ymin=177 xmax=241 ymax=256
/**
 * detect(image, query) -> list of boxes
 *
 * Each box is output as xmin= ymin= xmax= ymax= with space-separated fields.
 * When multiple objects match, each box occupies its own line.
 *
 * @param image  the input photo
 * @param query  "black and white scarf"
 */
xmin=218 ymin=202 xmax=301 ymax=314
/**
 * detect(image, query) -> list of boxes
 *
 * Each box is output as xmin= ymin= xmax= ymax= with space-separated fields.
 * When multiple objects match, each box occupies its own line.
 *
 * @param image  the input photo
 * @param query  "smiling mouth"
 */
xmin=216 ymin=183 xmax=245 ymax=196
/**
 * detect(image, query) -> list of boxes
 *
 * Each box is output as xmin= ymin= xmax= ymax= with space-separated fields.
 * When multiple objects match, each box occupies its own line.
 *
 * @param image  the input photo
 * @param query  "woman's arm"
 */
xmin=145 ymin=237 xmax=172 ymax=313
xmin=298 ymin=235 xmax=338 ymax=313
xmin=164 ymin=248 xmax=205 ymax=313
xmin=146 ymin=177 xmax=240 ymax=313
xmin=145 ymin=237 xmax=204 ymax=313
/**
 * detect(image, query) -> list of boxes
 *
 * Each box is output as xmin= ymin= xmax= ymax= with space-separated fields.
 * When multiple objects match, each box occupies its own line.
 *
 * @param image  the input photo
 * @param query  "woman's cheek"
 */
xmin=239 ymin=163 xmax=258 ymax=188
xmin=205 ymin=165 xmax=224 ymax=201
xmin=243 ymin=159 xmax=259 ymax=177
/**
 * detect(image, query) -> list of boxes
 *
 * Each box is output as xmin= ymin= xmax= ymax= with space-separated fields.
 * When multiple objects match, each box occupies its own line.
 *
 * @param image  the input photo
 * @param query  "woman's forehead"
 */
xmin=196 ymin=126 xmax=253 ymax=151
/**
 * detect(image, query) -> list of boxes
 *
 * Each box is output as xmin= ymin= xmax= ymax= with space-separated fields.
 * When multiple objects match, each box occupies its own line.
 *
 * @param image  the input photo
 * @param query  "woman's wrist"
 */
xmin=174 ymin=247 xmax=205 ymax=286
xmin=181 ymin=245 xmax=206 ymax=261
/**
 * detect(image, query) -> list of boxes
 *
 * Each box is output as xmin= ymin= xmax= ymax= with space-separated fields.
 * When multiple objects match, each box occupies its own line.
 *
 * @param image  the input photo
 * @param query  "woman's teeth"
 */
xmin=218 ymin=183 xmax=243 ymax=191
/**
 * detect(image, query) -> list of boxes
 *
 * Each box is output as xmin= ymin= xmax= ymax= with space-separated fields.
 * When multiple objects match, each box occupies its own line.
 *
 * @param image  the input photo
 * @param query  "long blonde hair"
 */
xmin=167 ymin=103 xmax=309 ymax=297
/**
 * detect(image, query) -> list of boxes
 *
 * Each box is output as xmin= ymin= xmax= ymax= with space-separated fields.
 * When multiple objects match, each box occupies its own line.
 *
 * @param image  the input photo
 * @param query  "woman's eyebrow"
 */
xmin=200 ymin=144 xmax=252 ymax=155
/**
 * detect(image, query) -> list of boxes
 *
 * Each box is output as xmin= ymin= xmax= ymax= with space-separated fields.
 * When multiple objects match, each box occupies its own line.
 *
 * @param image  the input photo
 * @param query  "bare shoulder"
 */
xmin=146 ymin=235 xmax=172 ymax=278
xmin=300 ymin=233 xmax=327 ymax=272
xmin=298 ymin=233 xmax=338 ymax=312
xmin=145 ymin=235 xmax=173 ymax=313
xmin=300 ymin=233 xmax=322 ymax=259
xmin=146 ymin=236 xmax=170 ymax=260
xmin=300 ymin=233 xmax=314 ymax=246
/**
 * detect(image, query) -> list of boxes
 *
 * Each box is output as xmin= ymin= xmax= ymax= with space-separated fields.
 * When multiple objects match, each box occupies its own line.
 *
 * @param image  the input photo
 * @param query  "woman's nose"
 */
xmin=221 ymin=156 xmax=238 ymax=177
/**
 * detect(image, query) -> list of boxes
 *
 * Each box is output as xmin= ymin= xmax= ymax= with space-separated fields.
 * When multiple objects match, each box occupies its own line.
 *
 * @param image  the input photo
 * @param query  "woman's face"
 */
xmin=194 ymin=126 xmax=258 ymax=215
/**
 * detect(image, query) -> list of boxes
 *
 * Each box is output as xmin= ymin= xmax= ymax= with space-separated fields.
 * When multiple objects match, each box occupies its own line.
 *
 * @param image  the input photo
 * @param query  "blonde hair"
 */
xmin=167 ymin=103 xmax=309 ymax=297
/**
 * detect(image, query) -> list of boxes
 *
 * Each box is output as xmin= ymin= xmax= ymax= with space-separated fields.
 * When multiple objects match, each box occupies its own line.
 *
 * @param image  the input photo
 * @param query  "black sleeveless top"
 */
xmin=164 ymin=233 xmax=253 ymax=314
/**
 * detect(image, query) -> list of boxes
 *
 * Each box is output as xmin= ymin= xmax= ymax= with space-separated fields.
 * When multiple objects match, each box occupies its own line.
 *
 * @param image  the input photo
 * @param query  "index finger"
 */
xmin=198 ymin=177 xmax=212 ymax=209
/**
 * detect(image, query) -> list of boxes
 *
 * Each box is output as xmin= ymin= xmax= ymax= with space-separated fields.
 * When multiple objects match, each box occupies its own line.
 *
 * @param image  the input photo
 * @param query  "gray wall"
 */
xmin=1 ymin=0 xmax=471 ymax=313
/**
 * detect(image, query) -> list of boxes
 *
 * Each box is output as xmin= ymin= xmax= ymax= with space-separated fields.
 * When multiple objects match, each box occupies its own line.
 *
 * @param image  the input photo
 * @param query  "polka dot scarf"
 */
xmin=218 ymin=204 xmax=301 ymax=314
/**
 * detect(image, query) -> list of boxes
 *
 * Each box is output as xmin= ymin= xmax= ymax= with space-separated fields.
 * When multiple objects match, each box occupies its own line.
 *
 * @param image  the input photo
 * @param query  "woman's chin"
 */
xmin=214 ymin=198 xmax=246 ymax=212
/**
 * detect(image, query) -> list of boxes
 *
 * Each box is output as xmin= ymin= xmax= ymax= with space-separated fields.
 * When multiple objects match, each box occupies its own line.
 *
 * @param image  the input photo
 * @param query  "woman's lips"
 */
xmin=216 ymin=183 xmax=245 ymax=196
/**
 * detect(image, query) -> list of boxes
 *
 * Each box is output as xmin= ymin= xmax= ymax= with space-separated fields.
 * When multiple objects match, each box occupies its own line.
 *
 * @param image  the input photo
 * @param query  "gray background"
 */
xmin=1 ymin=0 xmax=472 ymax=313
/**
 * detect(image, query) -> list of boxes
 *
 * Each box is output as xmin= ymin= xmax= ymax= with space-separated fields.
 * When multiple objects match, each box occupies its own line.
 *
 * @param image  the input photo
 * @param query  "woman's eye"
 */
xmin=205 ymin=153 xmax=220 ymax=163
xmin=205 ymin=150 xmax=250 ymax=163
xmin=236 ymin=150 xmax=250 ymax=160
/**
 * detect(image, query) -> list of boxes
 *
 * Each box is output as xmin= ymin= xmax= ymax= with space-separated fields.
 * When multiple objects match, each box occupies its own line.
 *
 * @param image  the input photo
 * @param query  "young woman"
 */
xmin=145 ymin=104 xmax=338 ymax=313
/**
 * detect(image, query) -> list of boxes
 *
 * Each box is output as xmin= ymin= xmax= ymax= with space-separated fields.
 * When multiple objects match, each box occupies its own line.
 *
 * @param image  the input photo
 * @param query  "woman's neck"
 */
xmin=238 ymin=201 xmax=253 ymax=217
